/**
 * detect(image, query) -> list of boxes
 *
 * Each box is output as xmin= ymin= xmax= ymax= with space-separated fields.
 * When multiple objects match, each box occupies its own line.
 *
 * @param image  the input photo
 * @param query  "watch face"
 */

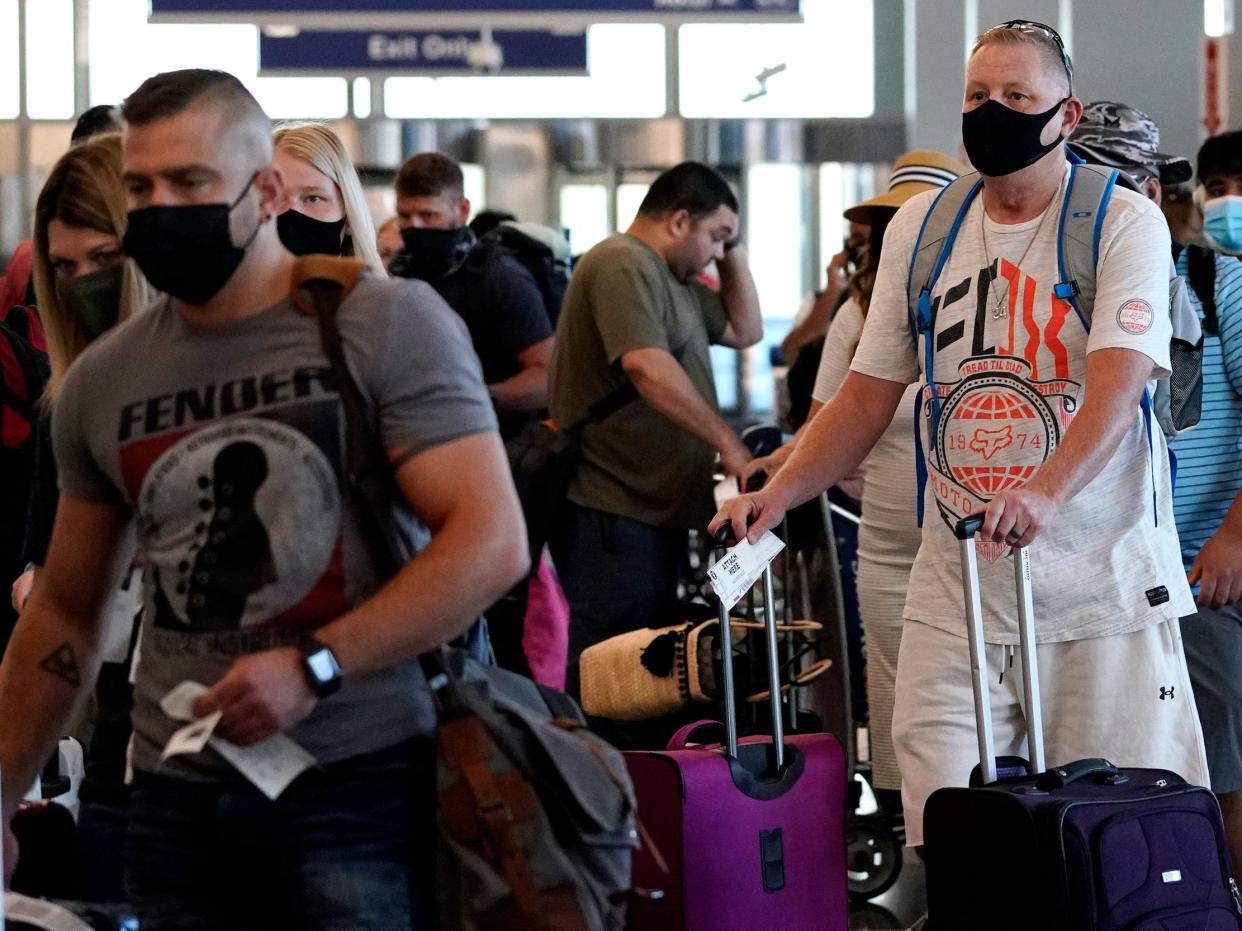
xmin=306 ymin=647 xmax=339 ymax=683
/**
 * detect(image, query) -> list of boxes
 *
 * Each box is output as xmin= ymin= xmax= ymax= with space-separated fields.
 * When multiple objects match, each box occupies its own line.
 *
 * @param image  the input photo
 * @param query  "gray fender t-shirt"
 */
xmin=53 ymin=274 xmax=497 ymax=780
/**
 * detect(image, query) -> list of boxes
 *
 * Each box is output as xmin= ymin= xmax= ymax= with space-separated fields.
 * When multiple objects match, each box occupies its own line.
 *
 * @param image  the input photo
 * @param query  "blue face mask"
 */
xmin=1203 ymin=195 xmax=1242 ymax=255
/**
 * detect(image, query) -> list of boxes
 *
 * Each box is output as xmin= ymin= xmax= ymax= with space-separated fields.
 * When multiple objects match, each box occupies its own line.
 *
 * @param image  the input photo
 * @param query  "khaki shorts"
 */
xmin=892 ymin=618 xmax=1209 ymax=846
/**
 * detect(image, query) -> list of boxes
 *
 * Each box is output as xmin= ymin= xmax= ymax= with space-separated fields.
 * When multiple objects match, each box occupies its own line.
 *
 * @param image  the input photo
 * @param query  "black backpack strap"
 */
xmin=293 ymin=256 xmax=491 ymax=675
xmin=291 ymin=255 xmax=401 ymax=580
xmin=1186 ymin=244 xmax=1219 ymax=336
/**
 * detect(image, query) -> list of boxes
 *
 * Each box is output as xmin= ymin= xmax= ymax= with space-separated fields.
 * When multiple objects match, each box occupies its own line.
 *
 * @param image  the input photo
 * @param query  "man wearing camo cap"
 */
xmin=1074 ymin=102 xmax=1242 ymax=869
xmin=1068 ymin=101 xmax=1193 ymax=197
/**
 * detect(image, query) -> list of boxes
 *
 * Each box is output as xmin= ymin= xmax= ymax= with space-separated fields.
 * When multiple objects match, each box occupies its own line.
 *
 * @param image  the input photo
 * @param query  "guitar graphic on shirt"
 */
xmin=181 ymin=440 xmax=278 ymax=627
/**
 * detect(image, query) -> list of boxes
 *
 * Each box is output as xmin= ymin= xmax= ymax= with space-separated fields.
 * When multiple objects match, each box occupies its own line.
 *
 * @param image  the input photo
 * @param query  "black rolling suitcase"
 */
xmin=923 ymin=515 xmax=1242 ymax=931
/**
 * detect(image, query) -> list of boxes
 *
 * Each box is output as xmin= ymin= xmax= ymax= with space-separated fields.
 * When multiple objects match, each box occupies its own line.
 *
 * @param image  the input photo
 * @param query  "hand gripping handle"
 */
xmin=711 ymin=522 xmax=786 ymax=769
xmin=953 ymin=515 xmax=1045 ymax=784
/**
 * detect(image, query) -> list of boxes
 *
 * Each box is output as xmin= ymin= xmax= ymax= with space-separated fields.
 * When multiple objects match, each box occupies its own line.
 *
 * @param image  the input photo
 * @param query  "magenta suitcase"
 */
xmin=624 ymin=534 xmax=849 ymax=930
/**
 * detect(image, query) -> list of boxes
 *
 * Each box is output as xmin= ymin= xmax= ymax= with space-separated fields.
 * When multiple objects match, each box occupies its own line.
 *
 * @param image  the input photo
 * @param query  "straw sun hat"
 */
xmin=844 ymin=150 xmax=970 ymax=225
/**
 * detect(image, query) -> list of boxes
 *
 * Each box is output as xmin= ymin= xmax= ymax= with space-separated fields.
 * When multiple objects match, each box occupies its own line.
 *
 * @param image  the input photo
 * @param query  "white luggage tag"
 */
xmin=707 ymin=531 xmax=785 ymax=610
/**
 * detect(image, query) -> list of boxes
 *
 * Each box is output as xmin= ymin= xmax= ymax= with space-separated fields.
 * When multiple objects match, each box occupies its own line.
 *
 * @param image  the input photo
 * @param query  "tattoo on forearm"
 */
xmin=38 ymin=643 xmax=81 ymax=688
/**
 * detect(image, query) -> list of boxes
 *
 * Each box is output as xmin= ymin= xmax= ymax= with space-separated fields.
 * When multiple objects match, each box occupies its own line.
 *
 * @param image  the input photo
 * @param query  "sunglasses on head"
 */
xmin=986 ymin=19 xmax=1074 ymax=87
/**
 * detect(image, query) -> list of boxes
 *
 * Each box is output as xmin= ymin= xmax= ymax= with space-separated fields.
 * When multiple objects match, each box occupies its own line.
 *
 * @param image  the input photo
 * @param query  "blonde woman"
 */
xmin=273 ymin=122 xmax=385 ymax=274
xmin=12 ymin=132 xmax=155 ymax=613
xmin=10 ymin=130 xmax=155 ymax=903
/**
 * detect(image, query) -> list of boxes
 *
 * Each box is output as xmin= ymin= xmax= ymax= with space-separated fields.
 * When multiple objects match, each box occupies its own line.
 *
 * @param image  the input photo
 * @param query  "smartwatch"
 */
xmin=298 ymin=637 xmax=342 ymax=698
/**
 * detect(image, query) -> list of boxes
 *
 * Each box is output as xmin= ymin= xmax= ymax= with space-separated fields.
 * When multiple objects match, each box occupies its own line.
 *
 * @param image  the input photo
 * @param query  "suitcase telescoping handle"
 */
xmin=954 ymin=515 xmax=1045 ymax=784
xmin=714 ymin=526 xmax=786 ymax=770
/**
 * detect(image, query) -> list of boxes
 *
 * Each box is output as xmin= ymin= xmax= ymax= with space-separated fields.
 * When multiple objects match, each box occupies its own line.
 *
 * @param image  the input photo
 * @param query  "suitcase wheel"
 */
xmin=846 ymin=814 xmax=902 ymax=901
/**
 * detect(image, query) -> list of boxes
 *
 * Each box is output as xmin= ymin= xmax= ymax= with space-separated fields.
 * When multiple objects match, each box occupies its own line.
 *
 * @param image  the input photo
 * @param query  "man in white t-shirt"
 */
xmin=711 ymin=21 xmax=1207 ymax=848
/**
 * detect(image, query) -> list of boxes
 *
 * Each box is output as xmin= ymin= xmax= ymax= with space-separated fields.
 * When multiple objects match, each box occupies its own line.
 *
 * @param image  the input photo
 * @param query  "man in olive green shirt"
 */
xmin=548 ymin=162 xmax=762 ymax=717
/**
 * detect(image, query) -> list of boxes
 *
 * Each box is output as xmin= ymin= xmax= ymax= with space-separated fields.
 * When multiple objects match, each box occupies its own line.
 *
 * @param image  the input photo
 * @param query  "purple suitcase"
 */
xmin=624 ymin=538 xmax=849 ymax=931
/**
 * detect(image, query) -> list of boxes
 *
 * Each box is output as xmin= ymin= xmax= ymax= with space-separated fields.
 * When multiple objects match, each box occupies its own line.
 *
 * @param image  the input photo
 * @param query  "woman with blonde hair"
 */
xmin=273 ymin=122 xmax=385 ymax=274
xmin=13 ymin=132 xmax=156 ymax=611
xmin=32 ymin=132 xmax=155 ymax=405
xmin=11 ymin=129 xmax=156 ymax=903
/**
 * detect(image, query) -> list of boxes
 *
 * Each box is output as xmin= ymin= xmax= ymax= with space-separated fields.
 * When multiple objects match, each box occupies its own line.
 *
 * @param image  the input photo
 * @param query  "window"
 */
xmin=679 ymin=0 xmax=874 ymax=119
xmin=26 ymin=0 xmax=74 ymax=119
xmin=616 ymin=182 xmax=650 ymax=232
xmin=818 ymin=162 xmax=880 ymax=283
xmin=384 ymin=25 xmax=664 ymax=120
xmin=559 ymin=184 xmax=610 ymax=255
xmin=0 ymin=0 xmax=17 ymax=119
xmin=745 ymin=162 xmax=806 ymax=413
xmin=90 ymin=0 xmax=348 ymax=119
xmin=352 ymin=77 xmax=371 ymax=118
xmin=461 ymin=163 xmax=485 ymax=221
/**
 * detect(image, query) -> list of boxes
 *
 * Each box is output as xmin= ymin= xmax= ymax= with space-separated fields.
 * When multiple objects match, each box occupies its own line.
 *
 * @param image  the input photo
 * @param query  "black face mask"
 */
xmin=961 ymin=97 xmax=1069 ymax=177
xmin=391 ymin=226 xmax=476 ymax=282
xmin=122 ymin=174 xmax=261 ymax=305
xmin=56 ymin=263 xmax=124 ymax=338
xmin=277 ymin=209 xmax=346 ymax=257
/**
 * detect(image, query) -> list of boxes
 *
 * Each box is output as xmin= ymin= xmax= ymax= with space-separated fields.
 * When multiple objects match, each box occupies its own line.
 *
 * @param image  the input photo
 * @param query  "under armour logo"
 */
xmin=1159 ymin=686 xmax=1176 ymax=701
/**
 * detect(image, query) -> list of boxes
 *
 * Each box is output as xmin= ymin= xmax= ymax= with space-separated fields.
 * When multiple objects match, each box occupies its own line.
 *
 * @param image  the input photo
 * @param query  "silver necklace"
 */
xmin=979 ymin=188 xmax=1059 ymax=320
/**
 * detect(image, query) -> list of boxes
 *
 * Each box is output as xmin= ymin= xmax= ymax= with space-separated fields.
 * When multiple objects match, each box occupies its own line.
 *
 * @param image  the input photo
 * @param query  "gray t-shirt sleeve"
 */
xmin=52 ymin=349 xmax=126 ymax=506
xmin=357 ymin=278 xmax=499 ymax=458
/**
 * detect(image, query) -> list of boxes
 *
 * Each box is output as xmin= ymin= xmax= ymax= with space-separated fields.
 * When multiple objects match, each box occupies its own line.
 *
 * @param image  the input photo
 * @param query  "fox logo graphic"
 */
xmin=969 ymin=425 xmax=1014 ymax=462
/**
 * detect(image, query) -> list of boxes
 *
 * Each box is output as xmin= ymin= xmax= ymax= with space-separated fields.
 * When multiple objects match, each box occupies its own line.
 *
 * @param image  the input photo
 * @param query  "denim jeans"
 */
xmin=124 ymin=738 xmax=434 ymax=931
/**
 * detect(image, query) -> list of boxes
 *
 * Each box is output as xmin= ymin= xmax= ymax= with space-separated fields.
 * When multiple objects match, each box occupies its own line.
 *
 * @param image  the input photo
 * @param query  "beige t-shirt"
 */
xmin=850 ymin=169 xmax=1195 ymax=643
xmin=814 ymin=299 xmax=922 ymax=564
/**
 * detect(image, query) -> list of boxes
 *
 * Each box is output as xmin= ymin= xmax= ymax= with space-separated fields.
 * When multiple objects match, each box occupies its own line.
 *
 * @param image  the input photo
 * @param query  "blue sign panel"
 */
xmin=260 ymin=29 xmax=589 ymax=76
xmin=151 ymin=0 xmax=801 ymax=28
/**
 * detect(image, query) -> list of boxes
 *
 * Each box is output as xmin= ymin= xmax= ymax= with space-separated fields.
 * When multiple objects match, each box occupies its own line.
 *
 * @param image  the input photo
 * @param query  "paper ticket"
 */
xmin=160 ymin=680 xmax=317 ymax=800
xmin=161 ymin=711 xmax=222 ymax=763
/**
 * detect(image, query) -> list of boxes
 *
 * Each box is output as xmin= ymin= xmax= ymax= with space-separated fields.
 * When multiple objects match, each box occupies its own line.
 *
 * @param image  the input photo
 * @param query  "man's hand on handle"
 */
xmin=974 ymin=486 xmax=1060 ymax=549
xmin=718 ymin=437 xmax=753 ymax=483
xmin=738 ymin=445 xmax=791 ymax=491
xmin=708 ymin=489 xmax=788 ymax=548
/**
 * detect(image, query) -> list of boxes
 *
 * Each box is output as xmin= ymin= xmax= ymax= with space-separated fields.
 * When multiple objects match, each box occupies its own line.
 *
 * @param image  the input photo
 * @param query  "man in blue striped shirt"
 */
xmin=1076 ymin=113 xmax=1242 ymax=868
xmin=1170 ymin=132 xmax=1242 ymax=871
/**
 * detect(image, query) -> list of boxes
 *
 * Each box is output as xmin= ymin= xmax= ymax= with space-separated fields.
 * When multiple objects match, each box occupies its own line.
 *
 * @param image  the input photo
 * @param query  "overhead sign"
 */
xmin=150 ymin=0 xmax=802 ymax=28
xmin=260 ymin=29 xmax=589 ymax=76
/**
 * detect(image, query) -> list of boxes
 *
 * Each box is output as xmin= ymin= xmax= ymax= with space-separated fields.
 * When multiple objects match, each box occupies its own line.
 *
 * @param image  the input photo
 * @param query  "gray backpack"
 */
xmin=905 ymin=158 xmax=1203 ymax=524
xmin=429 ymin=651 xmax=639 ymax=931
